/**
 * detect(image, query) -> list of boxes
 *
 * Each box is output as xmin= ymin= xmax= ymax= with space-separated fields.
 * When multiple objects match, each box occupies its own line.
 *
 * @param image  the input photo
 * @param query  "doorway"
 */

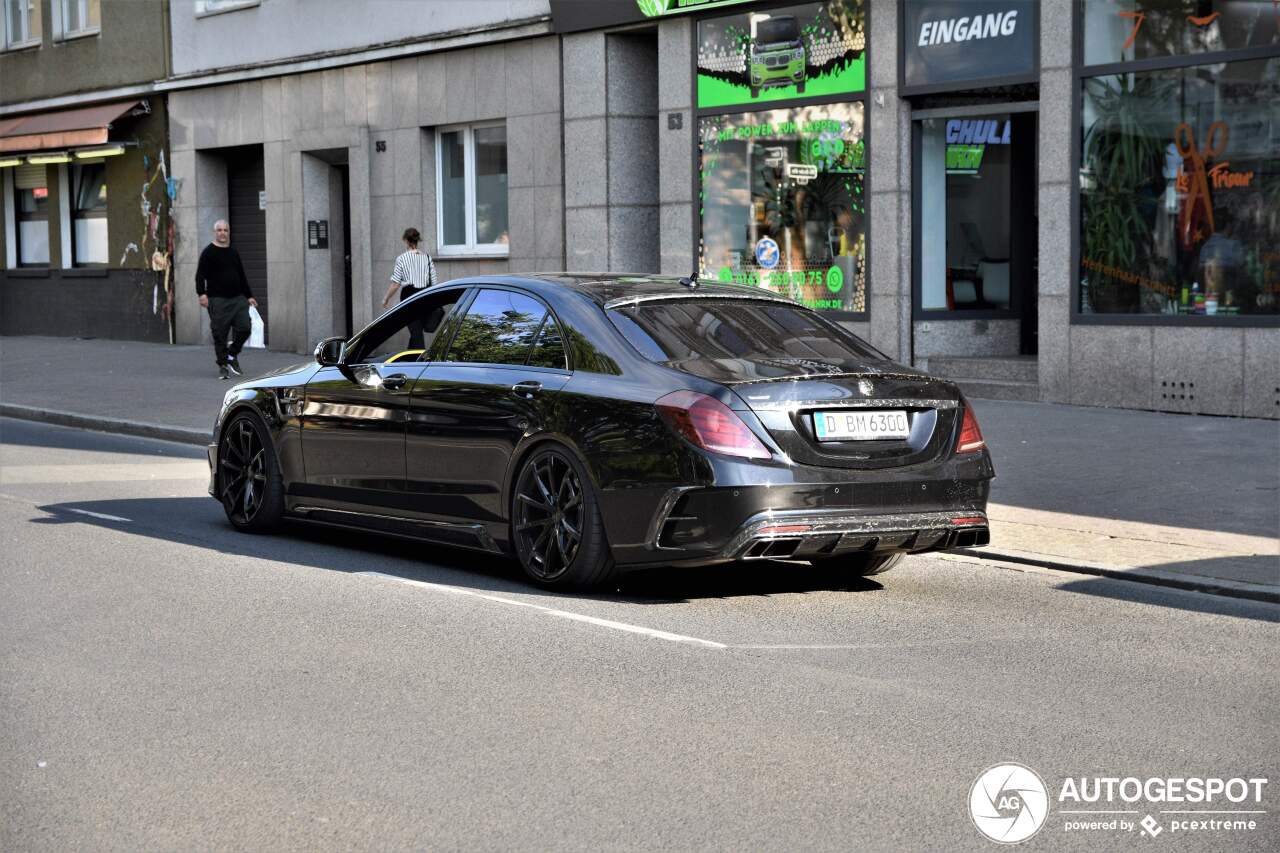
xmin=301 ymin=149 xmax=353 ymax=343
xmin=911 ymin=108 xmax=1038 ymax=360
xmin=226 ymin=146 xmax=267 ymax=344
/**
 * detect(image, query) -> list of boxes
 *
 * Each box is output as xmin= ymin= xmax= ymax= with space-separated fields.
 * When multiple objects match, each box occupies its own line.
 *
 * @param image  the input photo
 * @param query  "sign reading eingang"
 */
xmin=902 ymin=0 xmax=1037 ymax=92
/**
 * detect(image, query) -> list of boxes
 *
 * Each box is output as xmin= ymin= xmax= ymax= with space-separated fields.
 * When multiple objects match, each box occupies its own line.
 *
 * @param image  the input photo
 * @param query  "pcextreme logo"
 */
xmin=969 ymin=764 xmax=1270 ymax=844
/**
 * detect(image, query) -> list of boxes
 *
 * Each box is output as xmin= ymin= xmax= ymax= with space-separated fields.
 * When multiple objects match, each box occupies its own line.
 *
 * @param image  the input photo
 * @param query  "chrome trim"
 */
xmin=604 ymin=291 xmax=797 ymax=311
xmin=645 ymin=486 xmax=700 ymax=551
xmin=721 ymin=508 xmax=988 ymax=560
xmin=291 ymin=504 xmax=501 ymax=553
xmin=741 ymin=397 xmax=959 ymax=411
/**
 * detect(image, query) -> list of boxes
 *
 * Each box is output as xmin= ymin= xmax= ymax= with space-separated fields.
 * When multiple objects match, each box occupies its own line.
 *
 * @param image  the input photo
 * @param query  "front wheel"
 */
xmin=813 ymin=552 xmax=903 ymax=576
xmin=216 ymin=411 xmax=285 ymax=533
xmin=511 ymin=446 xmax=616 ymax=590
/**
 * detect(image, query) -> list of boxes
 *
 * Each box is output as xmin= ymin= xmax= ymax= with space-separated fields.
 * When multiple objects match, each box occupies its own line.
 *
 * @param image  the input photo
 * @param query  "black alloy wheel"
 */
xmin=218 ymin=412 xmax=284 ymax=532
xmin=512 ymin=447 xmax=615 ymax=589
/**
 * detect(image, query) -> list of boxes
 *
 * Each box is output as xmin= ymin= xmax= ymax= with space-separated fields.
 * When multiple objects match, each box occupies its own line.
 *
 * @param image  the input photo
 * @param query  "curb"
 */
xmin=956 ymin=547 xmax=1280 ymax=605
xmin=0 ymin=403 xmax=209 ymax=447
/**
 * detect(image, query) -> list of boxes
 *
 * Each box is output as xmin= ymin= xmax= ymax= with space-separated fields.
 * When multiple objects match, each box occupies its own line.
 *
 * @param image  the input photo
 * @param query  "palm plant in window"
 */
xmin=1080 ymin=74 xmax=1171 ymax=312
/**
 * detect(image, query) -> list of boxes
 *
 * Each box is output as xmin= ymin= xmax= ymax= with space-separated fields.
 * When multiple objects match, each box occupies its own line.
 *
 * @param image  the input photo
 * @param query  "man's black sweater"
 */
xmin=195 ymin=244 xmax=254 ymax=299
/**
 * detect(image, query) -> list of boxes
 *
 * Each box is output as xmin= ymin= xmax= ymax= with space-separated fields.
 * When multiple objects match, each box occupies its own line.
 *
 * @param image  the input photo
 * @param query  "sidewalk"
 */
xmin=3 ymin=335 xmax=1277 ymax=602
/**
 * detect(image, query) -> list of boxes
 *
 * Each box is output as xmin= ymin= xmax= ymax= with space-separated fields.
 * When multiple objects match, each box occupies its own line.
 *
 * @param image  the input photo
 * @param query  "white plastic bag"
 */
xmin=246 ymin=305 xmax=266 ymax=349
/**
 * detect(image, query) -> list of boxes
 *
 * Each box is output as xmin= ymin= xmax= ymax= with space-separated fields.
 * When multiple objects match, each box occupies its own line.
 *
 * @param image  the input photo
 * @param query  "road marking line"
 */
xmin=66 ymin=508 xmax=133 ymax=523
xmin=358 ymin=571 xmax=726 ymax=649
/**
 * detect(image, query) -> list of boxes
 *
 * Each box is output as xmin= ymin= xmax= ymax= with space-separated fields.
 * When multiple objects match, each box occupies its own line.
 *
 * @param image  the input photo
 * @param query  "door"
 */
xmin=406 ymin=287 xmax=571 ymax=524
xmin=299 ymin=287 xmax=465 ymax=510
xmin=227 ymin=148 xmax=268 ymax=340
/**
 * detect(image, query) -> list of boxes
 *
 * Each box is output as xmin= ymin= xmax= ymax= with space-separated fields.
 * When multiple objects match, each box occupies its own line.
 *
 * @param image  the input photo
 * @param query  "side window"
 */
xmin=351 ymin=290 xmax=461 ymax=364
xmin=527 ymin=315 xmax=567 ymax=370
xmin=445 ymin=289 xmax=547 ymax=366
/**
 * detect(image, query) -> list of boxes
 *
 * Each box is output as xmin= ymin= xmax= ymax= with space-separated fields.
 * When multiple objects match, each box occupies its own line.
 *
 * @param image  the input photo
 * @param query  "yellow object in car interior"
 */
xmin=385 ymin=349 xmax=425 ymax=363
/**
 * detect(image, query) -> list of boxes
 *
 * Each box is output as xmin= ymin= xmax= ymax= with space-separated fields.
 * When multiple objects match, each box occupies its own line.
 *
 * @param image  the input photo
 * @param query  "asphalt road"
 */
xmin=1 ymin=418 xmax=1276 ymax=852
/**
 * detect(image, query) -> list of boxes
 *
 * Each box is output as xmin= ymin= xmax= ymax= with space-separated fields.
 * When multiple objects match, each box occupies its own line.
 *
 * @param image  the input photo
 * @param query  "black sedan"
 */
xmin=209 ymin=274 xmax=993 ymax=589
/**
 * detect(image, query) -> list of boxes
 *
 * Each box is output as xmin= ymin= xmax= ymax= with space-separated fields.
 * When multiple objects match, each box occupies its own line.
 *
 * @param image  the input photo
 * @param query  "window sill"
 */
xmin=435 ymin=250 xmax=511 ymax=261
xmin=195 ymin=1 xmax=261 ymax=19
xmin=1 ymin=39 xmax=42 ymax=53
xmin=5 ymin=268 xmax=52 ymax=277
xmin=62 ymin=267 xmax=109 ymax=277
xmin=55 ymin=28 xmax=100 ymax=42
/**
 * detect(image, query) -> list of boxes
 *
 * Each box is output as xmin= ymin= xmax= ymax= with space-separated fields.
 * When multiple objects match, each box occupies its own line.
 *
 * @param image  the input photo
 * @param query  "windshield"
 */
xmin=755 ymin=17 xmax=800 ymax=45
xmin=608 ymin=299 xmax=886 ymax=366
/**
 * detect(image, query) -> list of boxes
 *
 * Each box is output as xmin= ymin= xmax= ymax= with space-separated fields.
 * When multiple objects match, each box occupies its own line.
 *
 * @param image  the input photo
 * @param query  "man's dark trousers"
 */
xmin=209 ymin=295 xmax=251 ymax=366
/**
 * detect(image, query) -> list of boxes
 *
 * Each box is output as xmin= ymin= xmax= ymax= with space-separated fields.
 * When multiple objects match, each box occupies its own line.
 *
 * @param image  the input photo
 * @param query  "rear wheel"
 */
xmin=217 ymin=411 xmax=285 ymax=533
xmin=813 ymin=552 xmax=903 ymax=576
xmin=512 ymin=446 xmax=616 ymax=590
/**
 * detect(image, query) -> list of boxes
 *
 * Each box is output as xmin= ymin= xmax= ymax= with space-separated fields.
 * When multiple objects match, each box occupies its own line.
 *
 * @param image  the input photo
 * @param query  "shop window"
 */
xmin=917 ymin=115 xmax=1030 ymax=313
xmin=699 ymin=103 xmax=866 ymax=313
xmin=1078 ymin=57 xmax=1280 ymax=317
xmin=2 ymin=0 xmax=42 ymax=48
xmin=70 ymin=161 xmax=107 ymax=266
xmin=435 ymin=123 xmax=509 ymax=257
xmin=1082 ymin=0 xmax=1278 ymax=66
xmin=55 ymin=0 xmax=98 ymax=39
xmin=13 ymin=163 xmax=50 ymax=267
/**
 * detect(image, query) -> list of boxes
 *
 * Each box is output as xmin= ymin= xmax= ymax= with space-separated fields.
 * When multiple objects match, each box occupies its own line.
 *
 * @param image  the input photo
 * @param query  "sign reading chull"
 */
xmin=901 ymin=0 xmax=1037 ymax=91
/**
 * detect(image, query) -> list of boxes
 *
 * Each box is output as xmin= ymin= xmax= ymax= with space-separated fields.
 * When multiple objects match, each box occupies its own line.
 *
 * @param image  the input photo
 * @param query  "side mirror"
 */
xmin=314 ymin=336 xmax=346 ymax=366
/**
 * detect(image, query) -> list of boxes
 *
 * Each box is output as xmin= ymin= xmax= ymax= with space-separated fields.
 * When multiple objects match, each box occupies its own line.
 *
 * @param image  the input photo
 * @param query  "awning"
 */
xmin=0 ymin=100 xmax=143 ymax=154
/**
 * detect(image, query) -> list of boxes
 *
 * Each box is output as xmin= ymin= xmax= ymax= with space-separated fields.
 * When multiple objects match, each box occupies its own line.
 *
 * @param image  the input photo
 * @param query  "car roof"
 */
xmin=445 ymin=272 xmax=800 ymax=310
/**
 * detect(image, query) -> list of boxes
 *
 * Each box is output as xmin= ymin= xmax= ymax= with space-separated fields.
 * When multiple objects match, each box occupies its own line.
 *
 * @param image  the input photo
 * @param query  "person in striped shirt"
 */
xmin=381 ymin=227 xmax=438 ymax=349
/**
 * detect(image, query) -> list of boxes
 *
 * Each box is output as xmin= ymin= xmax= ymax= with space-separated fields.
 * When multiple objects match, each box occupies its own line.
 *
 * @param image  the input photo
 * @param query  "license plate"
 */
xmin=813 ymin=409 xmax=910 ymax=441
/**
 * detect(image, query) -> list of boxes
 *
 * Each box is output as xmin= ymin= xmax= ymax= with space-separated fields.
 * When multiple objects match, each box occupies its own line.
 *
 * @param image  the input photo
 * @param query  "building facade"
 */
xmin=4 ymin=0 xmax=1276 ymax=418
xmin=0 ymin=0 xmax=173 ymax=341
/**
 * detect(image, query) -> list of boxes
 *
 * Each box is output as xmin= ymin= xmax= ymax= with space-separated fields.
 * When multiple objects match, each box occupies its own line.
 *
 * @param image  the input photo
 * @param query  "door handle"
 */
xmin=512 ymin=380 xmax=543 ymax=399
xmin=382 ymin=373 xmax=410 ymax=390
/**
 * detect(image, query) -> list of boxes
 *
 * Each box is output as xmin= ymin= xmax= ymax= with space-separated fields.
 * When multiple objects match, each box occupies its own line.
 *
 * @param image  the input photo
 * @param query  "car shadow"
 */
xmin=1051 ymin=562 xmax=1279 ymax=623
xmin=28 ymin=496 xmax=883 ymax=604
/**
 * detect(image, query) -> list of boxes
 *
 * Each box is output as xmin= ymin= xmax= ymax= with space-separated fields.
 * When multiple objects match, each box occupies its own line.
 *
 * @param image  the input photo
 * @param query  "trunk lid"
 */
xmin=679 ymin=359 xmax=961 ymax=470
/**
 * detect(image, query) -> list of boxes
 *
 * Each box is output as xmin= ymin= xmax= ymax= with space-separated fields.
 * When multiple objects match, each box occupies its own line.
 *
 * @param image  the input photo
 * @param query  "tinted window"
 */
xmin=527 ymin=315 xmax=568 ymax=369
xmin=446 ymin=289 xmax=547 ymax=365
xmin=353 ymin=290 xmax=460 ymax=364
xmin=609 ymin=299 xmax=886 ymax=363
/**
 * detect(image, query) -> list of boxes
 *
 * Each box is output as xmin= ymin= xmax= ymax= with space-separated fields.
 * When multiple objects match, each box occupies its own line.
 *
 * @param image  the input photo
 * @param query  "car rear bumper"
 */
xmin=722 ymin=507 xmax=989 ymax=562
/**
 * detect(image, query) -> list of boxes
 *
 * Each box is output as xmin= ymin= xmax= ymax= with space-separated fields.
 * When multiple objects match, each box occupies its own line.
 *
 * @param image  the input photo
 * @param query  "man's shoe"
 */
xmin=226 ymin=356 xmax=243 ymax=376
xmin=218 ymin=365 xmax=230 ymax=380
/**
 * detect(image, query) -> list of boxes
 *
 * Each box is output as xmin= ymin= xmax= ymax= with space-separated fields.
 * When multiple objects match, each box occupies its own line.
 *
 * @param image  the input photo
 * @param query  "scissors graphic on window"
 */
xmin=1175 ymin=120 xmax=1228 ymax=240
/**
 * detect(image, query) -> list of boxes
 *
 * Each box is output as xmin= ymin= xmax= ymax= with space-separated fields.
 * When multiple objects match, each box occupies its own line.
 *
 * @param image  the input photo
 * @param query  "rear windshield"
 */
xmin=756 ymin=17 xmax=800 ymax=44
xmin=608 ymin=299 xmax=886 ymax=365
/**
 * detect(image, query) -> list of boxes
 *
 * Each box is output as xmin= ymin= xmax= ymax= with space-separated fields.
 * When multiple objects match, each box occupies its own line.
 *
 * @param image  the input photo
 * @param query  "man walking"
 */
xmin=196 ymin=220 xmax=258 ymax=380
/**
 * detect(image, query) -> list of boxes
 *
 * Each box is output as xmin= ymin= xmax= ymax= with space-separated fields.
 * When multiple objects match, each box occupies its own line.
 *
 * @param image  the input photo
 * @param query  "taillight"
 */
xmin=655 ymin=390 xmax=771 ymax=460
xmin=955 ymin=402 xmax=985 ymax=454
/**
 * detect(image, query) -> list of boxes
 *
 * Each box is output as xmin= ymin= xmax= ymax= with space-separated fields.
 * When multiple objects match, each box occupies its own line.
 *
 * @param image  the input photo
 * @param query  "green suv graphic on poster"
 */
xmin=697 ymin=1 xmax=866 ymax=109
xmin=749 ymin=16 xmax=806 ymax=98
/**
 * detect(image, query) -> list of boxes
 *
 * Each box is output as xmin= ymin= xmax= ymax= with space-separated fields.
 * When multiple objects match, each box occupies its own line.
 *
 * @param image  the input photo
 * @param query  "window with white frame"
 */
xmin=3 ymin=0 xmax=42 ymax=48
xmin=70 ymin=161 xmax=108 ymax=266
xmin=436 ymin=123 xmax=509 ymax=256
xmin=195 ymin=0 xmax=260 ymax=17
xmin=13 ymin=163 xmax=50 ymax=266
xmin=55 ymin=0 xmax=99 ymax=39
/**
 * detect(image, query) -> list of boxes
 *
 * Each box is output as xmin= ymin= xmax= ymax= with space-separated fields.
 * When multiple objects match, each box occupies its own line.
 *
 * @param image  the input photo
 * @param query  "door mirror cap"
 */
xmin=314 ymin=336 xmax=346 ymax=366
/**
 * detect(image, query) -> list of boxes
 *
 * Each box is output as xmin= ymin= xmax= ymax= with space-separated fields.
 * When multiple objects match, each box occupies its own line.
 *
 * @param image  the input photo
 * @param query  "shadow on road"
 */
xmin=28 ymin=496 xmax=883 ymax=604
xmin=1052 ymin=572 xmax=1278 ymax=623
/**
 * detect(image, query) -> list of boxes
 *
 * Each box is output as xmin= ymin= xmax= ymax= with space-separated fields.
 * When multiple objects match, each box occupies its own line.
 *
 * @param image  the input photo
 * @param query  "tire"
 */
xmin=750 ymin=85 xmax=760 ymax=99
xmin=511 ymin=445 xmax=616 ymax=590
xmin=216 ymin=410 xmax=285 ymax=533
xmin=796 ymin=80 xmax=806 ymax=94
xmin=813 ymin=552 xmax=903 ymax=576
